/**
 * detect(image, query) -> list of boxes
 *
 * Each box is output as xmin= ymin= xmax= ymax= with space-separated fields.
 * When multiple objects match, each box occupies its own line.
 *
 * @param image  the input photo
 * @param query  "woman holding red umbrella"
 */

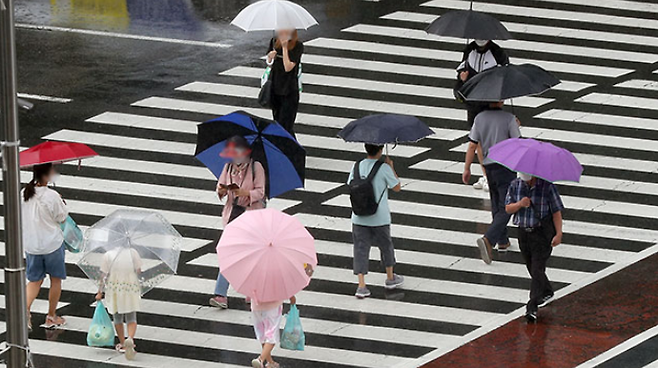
xmin=21 ymin=163 xmax=68 ymax=331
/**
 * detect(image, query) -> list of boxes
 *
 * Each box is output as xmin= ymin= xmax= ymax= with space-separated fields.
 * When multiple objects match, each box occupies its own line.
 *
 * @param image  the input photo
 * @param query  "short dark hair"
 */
xmin=227 ymin=135 xmax=250 ymax=149
xmin=365 ymin=144 xmax=384 ymax=156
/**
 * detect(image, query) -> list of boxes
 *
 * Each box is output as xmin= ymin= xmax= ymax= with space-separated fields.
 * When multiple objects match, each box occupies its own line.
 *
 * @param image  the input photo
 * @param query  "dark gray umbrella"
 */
xmin=425 ymin=9 xmax=513 ymax=40
xmin=458 ymin=64 xmax=560 ymax=102
xmin=338 ymin=114 xmax=434 ymax=144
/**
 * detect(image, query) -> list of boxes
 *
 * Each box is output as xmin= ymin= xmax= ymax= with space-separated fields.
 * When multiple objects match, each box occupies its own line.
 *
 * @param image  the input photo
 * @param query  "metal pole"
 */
xmin=0 ymin=0 xmax=30 ymax=367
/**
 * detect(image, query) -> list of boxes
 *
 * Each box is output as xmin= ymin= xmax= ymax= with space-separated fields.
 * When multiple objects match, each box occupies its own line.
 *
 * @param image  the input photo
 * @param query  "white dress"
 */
xmin=101 ymin=248 xmax=142 ymax=315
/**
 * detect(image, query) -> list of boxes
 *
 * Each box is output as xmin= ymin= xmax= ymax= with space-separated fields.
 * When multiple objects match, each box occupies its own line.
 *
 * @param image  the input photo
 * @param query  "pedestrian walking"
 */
xmin=22 ymin=163 xmax=68 ymax=331
xmin=210 ymin=136 xmax=266 ymax=309
xmin=456 ymin=40 xmax=509 ymax=191
xmin=462 ymin=101 xmax=521 ymax=263
xmin=251 ymin=295 xmax=297 ymax=368
xmin=348 ymin=144 xmax=404 ymax=299
xmin=505 ymin=173 xmax=564 ymax=322
xmin=266 ymin=29 xmax=304 ymax=136
xmin=96 ymin=247 xmax=143 ymax=360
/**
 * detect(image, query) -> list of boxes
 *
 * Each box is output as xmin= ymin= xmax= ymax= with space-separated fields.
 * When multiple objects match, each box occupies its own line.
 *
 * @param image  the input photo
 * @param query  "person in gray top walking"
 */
xmin=462 ymin=101 xmax=521 ymax=264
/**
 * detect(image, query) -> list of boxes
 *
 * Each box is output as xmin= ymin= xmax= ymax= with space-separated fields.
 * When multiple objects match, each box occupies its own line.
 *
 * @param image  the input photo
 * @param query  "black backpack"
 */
xmin=348 ymin=160 xmax=386 ymax=216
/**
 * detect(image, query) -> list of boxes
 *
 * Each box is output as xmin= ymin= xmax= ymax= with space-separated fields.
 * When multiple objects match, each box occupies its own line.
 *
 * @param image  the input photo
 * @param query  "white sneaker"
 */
xmin=483 ymin=181 xmax=489 ymax=192
xmin=473 ymin=177 xmax=487 ymax=190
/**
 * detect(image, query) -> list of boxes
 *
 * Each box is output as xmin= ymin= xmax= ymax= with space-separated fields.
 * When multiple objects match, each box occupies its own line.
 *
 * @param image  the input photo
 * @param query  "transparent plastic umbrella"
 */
xmin=77 ymin=209 xmax=182 ymax=296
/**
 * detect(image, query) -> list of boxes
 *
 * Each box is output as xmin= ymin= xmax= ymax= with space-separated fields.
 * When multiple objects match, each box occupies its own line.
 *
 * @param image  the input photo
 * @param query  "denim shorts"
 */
xmin=26 ymin=244 xmax=67 ymax=282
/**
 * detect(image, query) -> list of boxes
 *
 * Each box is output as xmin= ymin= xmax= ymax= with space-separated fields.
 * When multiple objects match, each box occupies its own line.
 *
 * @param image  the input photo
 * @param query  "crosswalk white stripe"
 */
xmin=576 ymin=93 xmax=658 ymax=111
xmin=343 ymin=24 xmax=658 ymax=64
xmin=306 ymin=37 xmax=633 ymax=78
xmin=319 ymin=195 xmax=635 ymax=264
xmin=520 ymin=126 xmax=658 ymax=153
xmin=61 ymin=155 xmax=342 ymax=194
xmin=296 ymin=213 xmax=589 ymax=283
xmin=57 ymin=315 xmax=413 ymax=367
xmin=0 ymin=295 xmax=68 ymax=313
xmin=533 ymin=0 xmax=658 ymax=13
xmin=189 ymin=253 xmax=529 ymax=303
xmin=176 ymin=81 xmax=468 ymax=121
xmin=23 ymin=339 xmax=242 ymax=368
xmin=615 ymin=79 xmax=658 ymax=91
xmin=44 ymin=128 xmax=426 ymax=159
xmin=573 ymin=153 xmax=658 ymax=174
xmin=301 ymin=53 xmax=593 ymax=92
xmin=420 ymin=0 xmax=658 ymax=31
xmin=413 ymin=155 xmax=658 ymax=220
xmin=221 ymin=66 xmax=553 ymax=108
xmin=644 ymin=360 xmax=658 ymax=368
xmin=535 ymin=109 xmax=658 ymax=132
xmin=136 ymin=300 xmax=456 ymax=349
xmin=382 ymin=11 xmax=658 ymax=49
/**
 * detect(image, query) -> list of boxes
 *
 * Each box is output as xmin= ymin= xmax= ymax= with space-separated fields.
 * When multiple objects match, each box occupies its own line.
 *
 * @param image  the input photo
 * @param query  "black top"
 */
xmin=268 ymin=38 xmax=304 ymax=96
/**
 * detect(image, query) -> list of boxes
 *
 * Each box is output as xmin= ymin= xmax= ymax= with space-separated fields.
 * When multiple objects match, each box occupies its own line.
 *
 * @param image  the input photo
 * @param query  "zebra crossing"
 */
xmin=4 ymin=0 xmax=658 ymax=367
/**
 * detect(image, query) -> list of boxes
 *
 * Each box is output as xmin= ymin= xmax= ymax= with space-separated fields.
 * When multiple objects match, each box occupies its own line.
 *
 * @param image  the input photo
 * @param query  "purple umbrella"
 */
xmin=488 ymin=138 xmax=583 ymax=183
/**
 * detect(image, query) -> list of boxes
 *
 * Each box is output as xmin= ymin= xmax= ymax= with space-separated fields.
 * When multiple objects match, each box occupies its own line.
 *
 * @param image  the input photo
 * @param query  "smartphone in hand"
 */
xmin=220 ymin=183 xmax=240 ymax=191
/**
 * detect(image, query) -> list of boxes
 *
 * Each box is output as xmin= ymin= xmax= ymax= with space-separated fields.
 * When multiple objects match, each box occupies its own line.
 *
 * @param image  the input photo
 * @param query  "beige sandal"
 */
xmin=43 ymin=315 xmax=66 ymax=329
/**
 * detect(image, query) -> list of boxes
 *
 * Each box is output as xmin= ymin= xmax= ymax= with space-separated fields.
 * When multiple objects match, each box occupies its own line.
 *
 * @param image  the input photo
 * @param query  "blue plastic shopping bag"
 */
xmin=87 ymin=301 xmax=115 ymax=347
xmin=61 ymin=215 xmax=84 ymax=253
xmin=280 ymin=305 xmax=305 ymax=351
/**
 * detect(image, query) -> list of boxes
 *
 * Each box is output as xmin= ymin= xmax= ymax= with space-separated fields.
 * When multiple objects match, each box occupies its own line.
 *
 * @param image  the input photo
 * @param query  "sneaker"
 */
xmin=476 ymin=237 xmax=493 ymax=265
xmin=538 ymin=293 xmax=554 ymax=308
xmin=473 ymin=177 xmax=487 ymax=190
xmin=266 ymin=362 xmax=280 ymax=368
xmin=209 ymin=296 xmax=228 ymax=309
xmin=525 ymin=311 xmax=538 ymax=323
xmin=497 ymin=243 xmax=511 ymax=252
xmin=355 ymin=287 xmax=371 ymax=299
xmin=252 ymin=358 xmax=263 ymax=368
xmin=483 ymin=181 xmax=489 ymax=192
xmin=385 ymin=274 xmax=405 ymax=290
xmin=124 ymin=338 xmax=136 ymax=360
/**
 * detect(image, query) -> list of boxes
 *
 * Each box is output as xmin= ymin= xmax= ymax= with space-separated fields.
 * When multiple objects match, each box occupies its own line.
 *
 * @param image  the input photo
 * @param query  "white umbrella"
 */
xmin=231 ymin=0 xmax=318 ymax=32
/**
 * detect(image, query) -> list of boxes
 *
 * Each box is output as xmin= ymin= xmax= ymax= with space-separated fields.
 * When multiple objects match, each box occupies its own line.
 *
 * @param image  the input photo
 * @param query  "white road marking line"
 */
xmin=576 ymin=93 xmax=658 ymax=111
xmin=321 ymin=194 xmax=634 ymax=264
xmin=383 ymin=11 xmax=658 ymax=49
xmin=0 ymin=295 xmax=68 ymax=313
xmin=536 ymin=109 xmax=658 ymax=132
xmin=306 ymin=38 xmax=633 ymax=78
xmin=17 ymin=93 xmax=71 ymax=103
xmin=534 ymin=0 xmax=658 ymax=13
xmin=574 ymin=324 xmax=658 ymax=368
xmin=222 ymin=66 xmax=553 ymax=108
xmin=297 ymin=213 xmax=590 ymax=283
xmin=190 ymin=253 xmax=530 ymax=303
xmin=177 ymin=81 xmax=468 ymax=121
xmin=420 ymin=0 xmax=658 ymax=31
xmin=16 ymin=23 xmax=232 ymax=48
xmin=343 ymin=24 xmax=658 ymax=64
xmin=614 ymin=79 xmax=658 ymax=91
xmin=301 ymin=53 xmax=592 ymax=92
xmin=520 ymin=126 xmax=658 ymax=153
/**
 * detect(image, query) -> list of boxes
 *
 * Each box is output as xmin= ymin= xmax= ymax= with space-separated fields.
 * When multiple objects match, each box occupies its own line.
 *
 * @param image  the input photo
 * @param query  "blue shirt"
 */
xmin=505 ymin=178 xmax=565 ymax=228
xmin=347 ymin=159 xmax=400 ymax=227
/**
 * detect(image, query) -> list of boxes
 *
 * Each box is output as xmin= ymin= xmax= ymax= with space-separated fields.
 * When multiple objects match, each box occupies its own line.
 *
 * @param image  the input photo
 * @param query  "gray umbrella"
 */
xmin=425 ymin=9 xmax=513 ymax=40
xmin=458 ymin=64 xmax=560 ymax=102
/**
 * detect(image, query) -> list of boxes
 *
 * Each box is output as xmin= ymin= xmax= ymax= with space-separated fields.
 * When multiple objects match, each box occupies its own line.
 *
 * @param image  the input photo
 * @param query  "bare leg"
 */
xmin=127 ymin=322 xmax=137 ymax=339
xmin=385 ymin=266 xmax=394 ymax=281
xmin=48 ymin=278 xmax=62 ymax=318
xmin=26 ymin=280 xmax=44 ymax=313
xmin=115 ymin=323 xmax=126 ymax=346
xmin=357 ymin=274 xmax=366 ymax=288
xmin=260 ymin=343 xmax=276 ymax=365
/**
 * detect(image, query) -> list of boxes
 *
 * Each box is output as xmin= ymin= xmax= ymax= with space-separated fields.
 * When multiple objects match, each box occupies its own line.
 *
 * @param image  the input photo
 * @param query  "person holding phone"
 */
xmin=209 ymin=136 xmax=266 ymax=309
xmin=265 ymin=29 xmax=304 ymax=136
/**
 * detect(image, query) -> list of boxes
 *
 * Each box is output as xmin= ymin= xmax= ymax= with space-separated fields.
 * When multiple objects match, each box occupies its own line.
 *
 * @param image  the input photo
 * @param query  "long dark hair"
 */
xmin=23 ymin=163 xmax=52 ymax=202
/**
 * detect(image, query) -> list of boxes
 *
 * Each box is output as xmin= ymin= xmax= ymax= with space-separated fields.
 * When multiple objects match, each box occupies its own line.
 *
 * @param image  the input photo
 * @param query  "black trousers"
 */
xmin=484 ymin=164 xmax=516 ymax=245
xmin=518 ymin=228 xmax=554 ymax=314
xmin=271 ymin=91 xmax=300 ymax=136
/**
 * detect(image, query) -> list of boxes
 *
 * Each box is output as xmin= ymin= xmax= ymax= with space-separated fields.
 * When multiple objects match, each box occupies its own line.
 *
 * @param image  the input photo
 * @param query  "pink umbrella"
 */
xmin=217 ymin=208 xmax=317 ymax=303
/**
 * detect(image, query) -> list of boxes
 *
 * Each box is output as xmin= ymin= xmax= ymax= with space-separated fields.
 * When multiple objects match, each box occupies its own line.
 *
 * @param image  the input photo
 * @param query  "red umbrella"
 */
xmin=20 ymin=141 xmax=98 ymax=168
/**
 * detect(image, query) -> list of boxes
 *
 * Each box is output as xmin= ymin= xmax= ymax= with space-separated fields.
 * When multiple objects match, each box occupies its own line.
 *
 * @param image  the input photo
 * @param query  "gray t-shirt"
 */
xmin=469 ymin=109 xmax=522 ymax=165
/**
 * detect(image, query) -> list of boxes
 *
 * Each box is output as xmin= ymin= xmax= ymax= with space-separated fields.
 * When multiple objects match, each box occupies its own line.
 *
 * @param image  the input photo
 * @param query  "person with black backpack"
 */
xmin=347 ymin=144 xmax=403 ymax=299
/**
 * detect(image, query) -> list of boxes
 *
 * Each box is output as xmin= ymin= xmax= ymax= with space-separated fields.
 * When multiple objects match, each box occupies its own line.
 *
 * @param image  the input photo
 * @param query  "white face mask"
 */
xmin=518 ymin=172 xmax=533 ymax=182
xmin=475 ymin=39 xmax=489 ymax=47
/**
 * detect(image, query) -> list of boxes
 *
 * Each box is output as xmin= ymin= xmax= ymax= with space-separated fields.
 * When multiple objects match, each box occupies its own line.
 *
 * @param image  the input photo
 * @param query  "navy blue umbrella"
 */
xmin=195 ymin=111 xmax=306 ymax=198
xmin=337 ymin=114 xmax=434 ymax=144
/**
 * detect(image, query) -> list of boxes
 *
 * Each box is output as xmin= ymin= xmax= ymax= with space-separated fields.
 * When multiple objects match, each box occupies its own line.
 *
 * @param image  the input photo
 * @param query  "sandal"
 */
xmin=43 ymin=315 xmax=66 ymax=329
xmin=251 ymin=358 xmax=263 ymax=368
xmin=266 ymin=362 xmax=280 ymax=368
xmin=115 ymin=344 xmax=125 ymax=353
xmin=27 ymin=314 xmax=32 ymax=333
